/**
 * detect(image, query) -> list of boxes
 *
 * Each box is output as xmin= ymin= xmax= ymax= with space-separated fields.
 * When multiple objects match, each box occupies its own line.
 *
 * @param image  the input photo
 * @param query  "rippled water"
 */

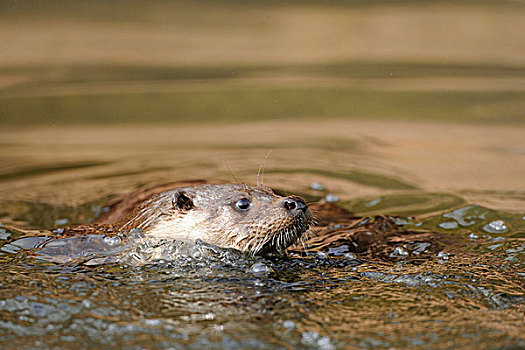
xmin=1 ymin=124 xmax=524 ymax=349
xmin=1 ymin=1 xmax=525 ymax=348
xmin=0 ymin=220 xmax=524 ymax=349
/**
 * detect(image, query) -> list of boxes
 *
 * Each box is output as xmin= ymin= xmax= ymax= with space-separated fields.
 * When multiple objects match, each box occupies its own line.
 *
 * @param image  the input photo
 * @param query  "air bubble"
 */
xmin=249 ymin=262 xmax=273 ymax=274
xmin=310 ymin=182 xmax=325 ymax=191
xmin=439 ymin=221 xmax=458 ymax=230
xmin=483 ymin=220 xmax=508 ymax=234
xmin=390 ymin=246 xmax=409 ymax=258
xmin=325 ymin=194 xmax=339 ymax=203
xmin=437 ymin=251 xmax=449 ymax=260
xmin=103 ymin=236 xmax=121 ymax=246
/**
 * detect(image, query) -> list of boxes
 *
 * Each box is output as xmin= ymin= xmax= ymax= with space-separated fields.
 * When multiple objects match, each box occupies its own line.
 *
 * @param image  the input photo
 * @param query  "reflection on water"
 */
xmin=1 ymin=0 xmax=525 ymax=348
xmin=0 ymin=122 xmax=523 ymax=348
xmin=2 ymin=63 xmax=525 ymax=126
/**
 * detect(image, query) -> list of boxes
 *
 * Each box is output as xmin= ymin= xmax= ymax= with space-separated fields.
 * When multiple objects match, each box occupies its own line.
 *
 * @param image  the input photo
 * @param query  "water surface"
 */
xmin=1 ymin=120 xmax=524 ymax=349
xmin=1 ymin=1 xmax=524 ymax=349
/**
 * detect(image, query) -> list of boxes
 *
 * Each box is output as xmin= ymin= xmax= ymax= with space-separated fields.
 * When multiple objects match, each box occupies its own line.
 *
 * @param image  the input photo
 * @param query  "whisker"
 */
xmin=224 ymin=159 xmax=239 ymax=184
xmin=256 ymin=149 xmax=272 ymax=187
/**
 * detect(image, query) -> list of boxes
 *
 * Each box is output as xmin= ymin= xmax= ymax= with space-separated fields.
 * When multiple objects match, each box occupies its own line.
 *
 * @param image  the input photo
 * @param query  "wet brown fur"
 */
xmin=92 ymin=181 xmax=312 ymax=255
xmin=19 ymin=180 xmax=452 ymax=261
xmin=92 ymin=180 xmax=451 ymax=261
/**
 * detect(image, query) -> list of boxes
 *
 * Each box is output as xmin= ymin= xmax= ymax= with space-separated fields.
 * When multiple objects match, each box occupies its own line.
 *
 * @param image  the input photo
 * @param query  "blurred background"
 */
xmin=1 ymin=3 xmax=525 ymax=349
xmin=1 ymin=0 xmax=524 ymax=226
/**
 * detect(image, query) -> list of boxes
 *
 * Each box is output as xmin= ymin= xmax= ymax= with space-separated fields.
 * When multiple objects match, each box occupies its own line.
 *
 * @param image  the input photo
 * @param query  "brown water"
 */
xmin=1 ymin=1 xmax=525 ymax=349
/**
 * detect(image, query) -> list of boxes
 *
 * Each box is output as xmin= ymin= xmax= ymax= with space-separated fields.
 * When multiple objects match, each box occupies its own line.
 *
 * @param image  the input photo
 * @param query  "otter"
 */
xmin=120 ymin=183 xmax=312 ymax=256
xmin=10 ymin=183 xmax=313 ymax=263
xmin=7 ymin=181 xmax=446 ymax=265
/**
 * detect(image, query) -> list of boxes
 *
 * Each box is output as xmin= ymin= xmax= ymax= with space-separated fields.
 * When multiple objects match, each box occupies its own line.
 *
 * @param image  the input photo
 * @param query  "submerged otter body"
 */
xmin=15 ymin=183 xmax=313 ymax=263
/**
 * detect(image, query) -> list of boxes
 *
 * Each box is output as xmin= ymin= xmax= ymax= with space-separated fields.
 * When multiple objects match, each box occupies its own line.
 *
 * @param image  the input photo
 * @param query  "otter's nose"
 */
xmin=282 ymin=196 xmax=308 ymax=213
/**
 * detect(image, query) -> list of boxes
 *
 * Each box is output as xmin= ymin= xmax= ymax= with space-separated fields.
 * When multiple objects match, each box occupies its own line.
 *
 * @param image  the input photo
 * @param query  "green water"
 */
xmin=1 ymin=0 xmax=524 ymax=349
xmin=2 ymin=63 xmax=525 ymax=126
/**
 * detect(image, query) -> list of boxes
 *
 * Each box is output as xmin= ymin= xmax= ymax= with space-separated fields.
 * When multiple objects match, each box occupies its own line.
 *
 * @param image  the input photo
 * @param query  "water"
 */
xmin=0 ymin=226 xmax=523 ymax=349
xmin=0 ymin=128 xmax=523 ymax=348
xmin=1 ymin=1 xmax=525 ymax=348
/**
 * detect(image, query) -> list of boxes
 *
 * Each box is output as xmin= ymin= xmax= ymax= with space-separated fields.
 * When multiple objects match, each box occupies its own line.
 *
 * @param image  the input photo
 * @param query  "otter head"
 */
xmin=125 ymin=184 xmax=312 ymax=256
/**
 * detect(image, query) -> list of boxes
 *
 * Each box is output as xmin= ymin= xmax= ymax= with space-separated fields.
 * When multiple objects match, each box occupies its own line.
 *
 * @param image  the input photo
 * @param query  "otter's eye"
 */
xmin=235 ymin=198 xmax=251 ymax=211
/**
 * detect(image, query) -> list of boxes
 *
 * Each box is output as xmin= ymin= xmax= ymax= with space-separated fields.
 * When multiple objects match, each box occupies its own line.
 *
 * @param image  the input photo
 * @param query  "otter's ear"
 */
xmin=172 ymin=190 xmax=194 ymax=211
